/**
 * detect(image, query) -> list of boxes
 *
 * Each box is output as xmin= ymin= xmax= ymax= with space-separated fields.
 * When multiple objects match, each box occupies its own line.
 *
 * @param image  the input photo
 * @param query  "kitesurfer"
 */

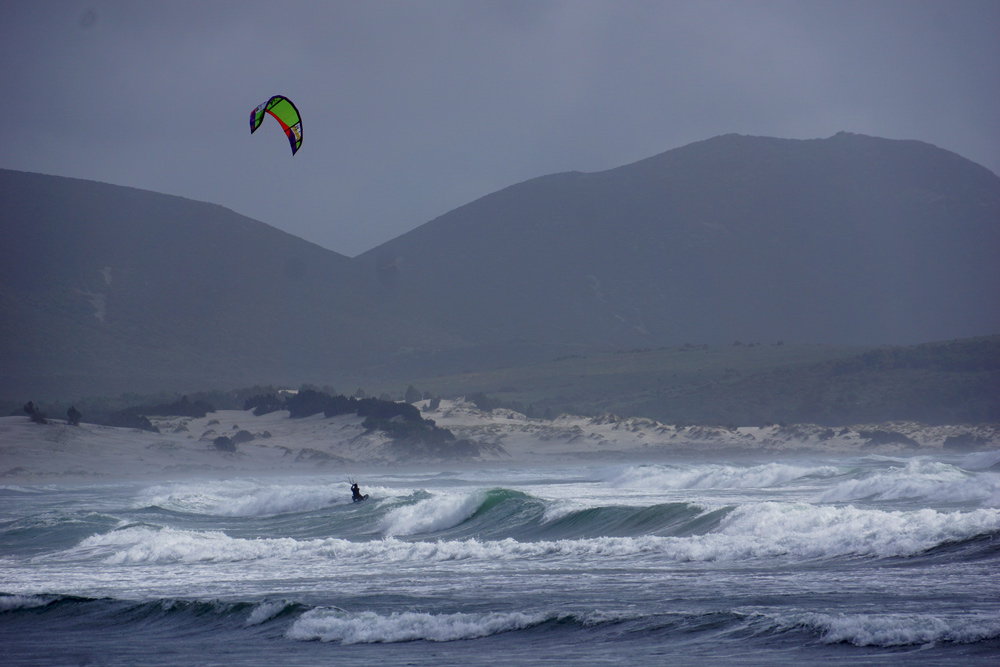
xmin=351 ymin=482 xmax=368 ymax=503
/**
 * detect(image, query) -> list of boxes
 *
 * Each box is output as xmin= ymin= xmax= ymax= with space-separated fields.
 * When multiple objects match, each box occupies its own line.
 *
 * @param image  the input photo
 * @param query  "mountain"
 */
xmin=3 ymin=132 xmax=999 ymax=401
xmin=0 ymin=170 xmax=455 ymax=398
xmin=358 ymin=132 xmax=1000 ymax=351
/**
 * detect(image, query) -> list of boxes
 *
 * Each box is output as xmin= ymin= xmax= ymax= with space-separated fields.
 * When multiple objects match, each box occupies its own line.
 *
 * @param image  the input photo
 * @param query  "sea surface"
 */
xmin=3 ymin=451 xmax=1000 ymax=665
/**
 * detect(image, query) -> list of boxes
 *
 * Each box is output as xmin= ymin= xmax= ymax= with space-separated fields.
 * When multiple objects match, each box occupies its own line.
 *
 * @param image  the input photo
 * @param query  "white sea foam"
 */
xmin=708 ymin=502 xmax=1000 ymax=560
xmin=0 ymin=594 xmax=50 ymax=612
xmin=774 ymin=611 xmax=1000 ymax=646
xmin=245 ymin=600 xmax=294 ymax=626
xmin=137 ymin=480 xmax=352 ymax=517
xmin=72 ymin=502 xmax=1000 ymax=566
xmin=379 ymin=491 xmax=485 ymax=536
xmin=74 ymin=525 xmax=297 ymax=564
xmin=286 ymin=608 xmax=549 ymax=643
xmin=818 ymin=460 xmax=1000 ymax=506
xmin=606 ymin=462 xmax=838 ymax=491
xmin=539 ymin=498 xmax=597 ymax=524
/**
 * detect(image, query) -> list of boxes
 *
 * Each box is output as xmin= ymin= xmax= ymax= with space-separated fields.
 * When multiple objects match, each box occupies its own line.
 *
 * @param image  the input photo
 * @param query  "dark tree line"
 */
xmin=244 ymin=389 xmax=478 ymax=457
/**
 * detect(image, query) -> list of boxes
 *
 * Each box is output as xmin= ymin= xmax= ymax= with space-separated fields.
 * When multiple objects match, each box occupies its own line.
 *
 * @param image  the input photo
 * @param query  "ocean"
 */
xmin=2 ymin=451 xmax=999 ymax=665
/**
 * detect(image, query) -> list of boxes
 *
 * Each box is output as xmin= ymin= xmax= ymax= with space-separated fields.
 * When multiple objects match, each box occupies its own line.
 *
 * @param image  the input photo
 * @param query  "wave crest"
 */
xmin=606 ymin=462 xmax=838 ymax=490
xmin=773 ymin=611 xmax=1000 ymax=646
xmin=819 ymin=460 xmax=1000 ymax=506
xmin=287 ymin=608 xmax=550 ymax=643
xmin=379 ymin=490 xmax=486 ymax=536
xmin=69 ymin=501 xmax=1000 ymax=567
xmin=137 ymin=480 xmax=351 ymax=517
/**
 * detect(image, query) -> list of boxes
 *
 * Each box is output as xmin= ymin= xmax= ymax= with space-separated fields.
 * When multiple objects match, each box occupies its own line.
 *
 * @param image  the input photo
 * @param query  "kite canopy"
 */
xmin=249 ymin=95 xmax=302 ymax=155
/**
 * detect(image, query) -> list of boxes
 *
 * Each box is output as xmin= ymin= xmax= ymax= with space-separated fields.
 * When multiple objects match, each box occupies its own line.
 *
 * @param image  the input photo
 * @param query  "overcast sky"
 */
xmin=2 ymin=1 xmax=998 ymax=257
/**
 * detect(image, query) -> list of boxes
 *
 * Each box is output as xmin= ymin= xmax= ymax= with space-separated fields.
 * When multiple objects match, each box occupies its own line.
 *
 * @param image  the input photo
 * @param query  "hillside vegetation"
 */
xmin=13 ymin=335 xmax=993 ymax=429
xmin=381 ymin=336 xmax=1000 ymax=426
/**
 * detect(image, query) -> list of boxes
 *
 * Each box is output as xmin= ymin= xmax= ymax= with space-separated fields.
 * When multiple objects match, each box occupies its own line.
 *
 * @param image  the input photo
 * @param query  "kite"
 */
xmin=249 ymin=96 xmax=303 ymax=155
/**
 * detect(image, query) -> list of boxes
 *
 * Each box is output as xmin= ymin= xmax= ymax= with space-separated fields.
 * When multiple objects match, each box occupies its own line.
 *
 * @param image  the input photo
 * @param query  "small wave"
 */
xmin=286 ymin=608 xmax=551 ymax=643
xmin=537 ymin=502 xmax=724 ymax=539
xmin=961 ymin=449 xmax=1000 ymax=472
xmin=605 ymin=462 xmax=838 ymax=491
xmin=770 ymin=611 xmax=1000 ymax=646
xmin=245 ymin=599 xmax=306 ymax=626
xmin=0 ymin=485 xmax=46 ymax=495
xmin=712 ymin=502 xmax=1000 ymax=560
xmin=0 ymin=592 xmax=309 ymax=630
xmin=818 ymin=460 xmax=1000 ymax=506
xmin=0 ymin=593 xmax=53 ymax=612
xmin=1 ymin=512 xmax=125 ymax=556
xmin=74 ymin=526 xmax=297 ymax=564
xmin=136 ymin=481 xmax=355 ymax=517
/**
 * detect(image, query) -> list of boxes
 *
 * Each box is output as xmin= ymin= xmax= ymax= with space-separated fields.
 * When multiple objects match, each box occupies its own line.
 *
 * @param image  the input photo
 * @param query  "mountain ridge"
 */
xmin=0 ymin=169 xmax=455 ymax=397
xmin=2 ymin=132 xmax=998 ymax=400
xmin=357 ymin=132 xmax=1000 ymax=348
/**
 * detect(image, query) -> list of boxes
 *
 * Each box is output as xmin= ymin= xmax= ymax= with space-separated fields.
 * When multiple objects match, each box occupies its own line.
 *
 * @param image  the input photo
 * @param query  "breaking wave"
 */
xmin=818 ymin=459 xmax=1000 ymax=506
xmin=135 ymin=480 xmax=358 ymax=517
xmin=69 ymin=501 xmax=1000 ymax=566
xmin=287 ymin=608 xmax=551 ymax=643
xmin=766 ymin=610 xmax=1000 ymax=646
xmin=6 ymin=593 xmax=997 ymax=651
xmin=602 ymin=462 xmax=840 ymax=490
xmin=379 ymin=490 xmax=488 ymax=536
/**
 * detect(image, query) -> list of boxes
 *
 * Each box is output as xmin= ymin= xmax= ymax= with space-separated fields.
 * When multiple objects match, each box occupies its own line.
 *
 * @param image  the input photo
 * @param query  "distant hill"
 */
xmin=0 ymin=170 xmax=455 ymax=398
xmin=358 ymin=132 xmax=1000 ymax=350
xmin=3 ymin=132 xmax=999 ymax=402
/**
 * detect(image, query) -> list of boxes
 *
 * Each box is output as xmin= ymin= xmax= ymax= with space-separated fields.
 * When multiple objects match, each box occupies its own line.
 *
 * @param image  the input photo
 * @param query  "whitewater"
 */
xmin=3 ymin=448 xmax=999 ymax=665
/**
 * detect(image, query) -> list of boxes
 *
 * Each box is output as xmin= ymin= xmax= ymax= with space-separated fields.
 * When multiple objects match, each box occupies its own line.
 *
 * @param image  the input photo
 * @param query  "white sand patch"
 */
xmin=420 ymin=399 xmax=999 ymax=460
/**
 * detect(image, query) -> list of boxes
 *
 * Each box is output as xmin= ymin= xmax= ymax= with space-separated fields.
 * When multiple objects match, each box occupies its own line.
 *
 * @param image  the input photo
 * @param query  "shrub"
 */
xmin=356 ymin=397 xmax=421 ymax=422
xmin=23 ymin=401 xmax=47 ymax=424
xmin=232 ymin=430 xmax=255 ymax=445
xmin=285 ymin=389 xmax=334 ymax=418
xmin=244 ymin=394 xmax=284 ymax=416
xmin=104 ymin=412 xmax=159 ymax=432
xmin=943 ymin=433 xmax=989 ymax=452
xmin=323 ymin=393 xmax=357 ymax=417
xmin=468 ymin=392 xmax=495 ymax=412
xmin=118 ymin=396 xmax=214 ymax=420
xmin=213 ymin=436 xmax=236 ymax=452
xmin=279 ymin=390 xmax=475 ymax=458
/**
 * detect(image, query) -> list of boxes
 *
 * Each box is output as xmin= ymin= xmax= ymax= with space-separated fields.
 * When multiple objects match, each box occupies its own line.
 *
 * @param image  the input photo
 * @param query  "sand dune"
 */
xmin=2 ymin=399 xmax=997 ymax=482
